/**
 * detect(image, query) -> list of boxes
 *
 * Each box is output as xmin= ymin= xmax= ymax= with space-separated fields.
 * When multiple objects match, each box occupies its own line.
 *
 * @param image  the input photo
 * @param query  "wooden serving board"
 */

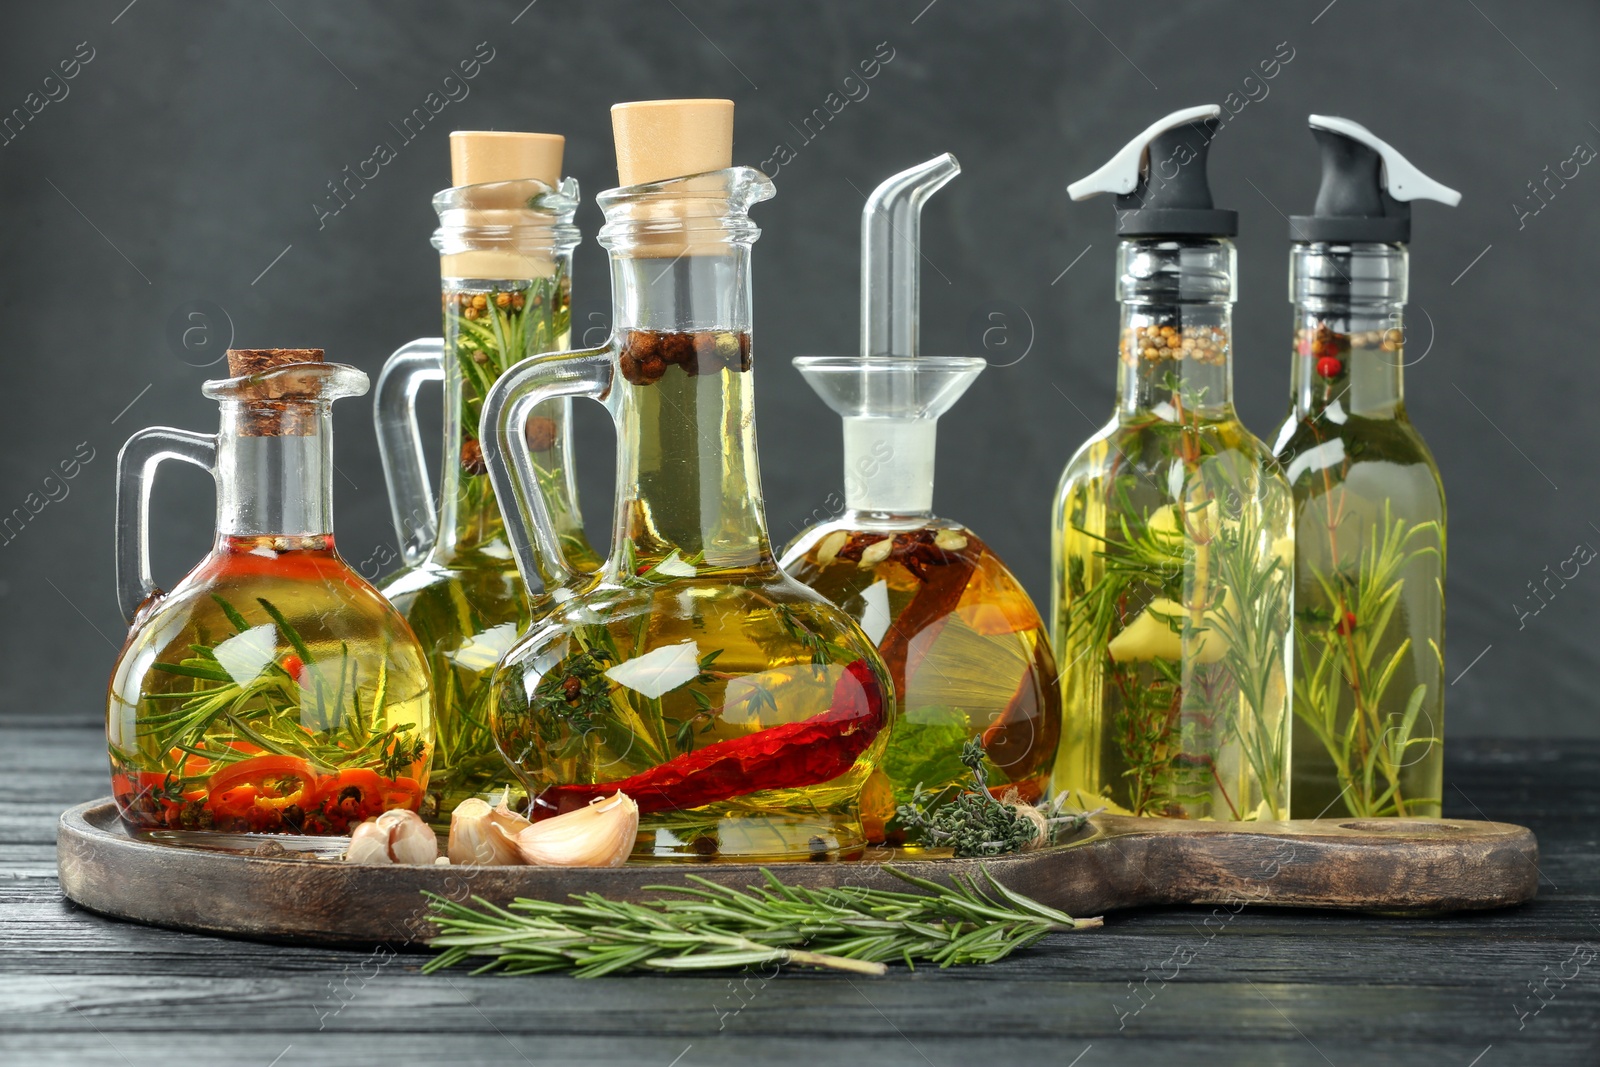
xmin=56 ymin=799 xmax=1537 ymax=947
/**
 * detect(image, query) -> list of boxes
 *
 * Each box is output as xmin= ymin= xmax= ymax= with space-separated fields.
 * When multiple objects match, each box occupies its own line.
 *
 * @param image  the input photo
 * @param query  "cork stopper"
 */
xmin=450 ymin=131 xmax=565 ymax=188
xmin=225 ymin=349 xmax=327 ymax=436
xmin=226 ymin=348 xmax=324 ymax=377
xmin=611 ymin=99 xmax=733 ymax=186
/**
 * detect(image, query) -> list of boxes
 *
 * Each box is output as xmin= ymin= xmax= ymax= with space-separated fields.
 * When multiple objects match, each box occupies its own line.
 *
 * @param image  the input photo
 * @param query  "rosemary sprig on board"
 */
xmin=423 ymin=866 xmax=1101 ymax=978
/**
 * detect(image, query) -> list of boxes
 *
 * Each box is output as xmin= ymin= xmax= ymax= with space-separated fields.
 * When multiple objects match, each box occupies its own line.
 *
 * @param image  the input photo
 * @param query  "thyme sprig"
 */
xmin=896 ymin=741 xmax=1090 ymax=857
xmin=422 ymin=865 xmax=1101 ymax=978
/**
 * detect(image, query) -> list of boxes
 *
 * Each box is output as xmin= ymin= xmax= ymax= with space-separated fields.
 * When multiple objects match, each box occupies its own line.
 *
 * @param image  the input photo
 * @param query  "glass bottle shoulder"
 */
xmin=1272 ymin=406 xmax=1445 ymax=521
xmin=116 ymin=546 xmax=427 ymax=687
xmin=782 ymin=517 xmax=1040 ymax=630
xmin=1055 ymin=410 xmax=1288 ymax=504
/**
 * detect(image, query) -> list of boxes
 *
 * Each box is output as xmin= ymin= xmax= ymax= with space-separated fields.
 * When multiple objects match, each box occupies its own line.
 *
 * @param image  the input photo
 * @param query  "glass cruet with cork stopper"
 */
xmin=107 ymin=348 xmax=433 ymax=842
xmin=1051 ymin=105 xmax=1294 ymax=821
xmin=480 ymin=99 xmax=895 ymax=861
xmin=779 ymin=154 xmax=1061 ymax=847
xmin=1270 ymin=116 xmax=1458 ymax=819
xmin=374 ymin=131 xmax=600 ymax=827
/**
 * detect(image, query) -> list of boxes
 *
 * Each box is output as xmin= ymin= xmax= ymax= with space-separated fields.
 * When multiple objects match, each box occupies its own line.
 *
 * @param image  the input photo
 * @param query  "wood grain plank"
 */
xmin=2 ymin=731 xmax=1596 ymax=1065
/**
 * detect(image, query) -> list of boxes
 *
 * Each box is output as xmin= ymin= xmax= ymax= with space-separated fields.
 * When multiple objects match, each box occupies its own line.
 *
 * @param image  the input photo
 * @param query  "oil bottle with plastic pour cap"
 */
xmin=780 ymin=154 xmax=1061 ymax=847
xmin=1051 ymin=106 xmax=1294 ymax=821
xmin=373 ymin=132 xmax=601 ymax=826
xmin=1270 ymin=116 xmax=1459 ymax=819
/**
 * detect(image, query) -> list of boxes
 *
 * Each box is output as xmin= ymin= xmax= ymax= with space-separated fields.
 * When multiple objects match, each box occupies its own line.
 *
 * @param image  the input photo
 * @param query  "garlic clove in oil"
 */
xmin=447 ymin=797 xmax=531 ymax=866
xmin=514 ymin=792 xmax=638 ymax=867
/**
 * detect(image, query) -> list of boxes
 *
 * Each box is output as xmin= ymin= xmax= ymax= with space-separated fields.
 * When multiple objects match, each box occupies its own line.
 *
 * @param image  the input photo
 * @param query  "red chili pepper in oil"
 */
xmin=535 ymin=658 xmax=886 ymax=817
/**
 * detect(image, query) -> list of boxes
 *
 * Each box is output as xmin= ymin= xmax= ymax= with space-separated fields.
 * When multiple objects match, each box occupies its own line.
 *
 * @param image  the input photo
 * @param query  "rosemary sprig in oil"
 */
xmin=423 ymin=865 xmax=1101 ymax=978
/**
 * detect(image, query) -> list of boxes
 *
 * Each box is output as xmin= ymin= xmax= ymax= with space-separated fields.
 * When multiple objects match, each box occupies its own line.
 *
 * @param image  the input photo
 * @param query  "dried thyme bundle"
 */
xmin=422 ymin=865 xmax=1100 ymax=978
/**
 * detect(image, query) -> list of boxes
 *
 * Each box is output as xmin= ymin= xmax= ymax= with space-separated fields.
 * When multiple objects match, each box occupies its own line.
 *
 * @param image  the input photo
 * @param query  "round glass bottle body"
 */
xmin=784 ymin=514 xmax=1059 ymax=845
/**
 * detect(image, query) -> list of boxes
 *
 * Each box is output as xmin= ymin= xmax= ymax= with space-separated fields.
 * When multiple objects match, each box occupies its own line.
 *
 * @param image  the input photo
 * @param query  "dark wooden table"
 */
xmin=4 ymin=721 xmax=1597 ymax=1066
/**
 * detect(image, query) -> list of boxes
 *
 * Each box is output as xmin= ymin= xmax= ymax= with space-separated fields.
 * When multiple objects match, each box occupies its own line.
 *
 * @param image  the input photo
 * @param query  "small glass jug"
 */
xmin=108 ymin=348 xmax=433 ymax=841
xmin=482 ymin=158 xmax=895 ymax=861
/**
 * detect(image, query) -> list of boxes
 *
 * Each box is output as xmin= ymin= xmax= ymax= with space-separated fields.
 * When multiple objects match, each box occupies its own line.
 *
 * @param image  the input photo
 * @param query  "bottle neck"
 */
xmin=215 ymin=402 xmax=334 ymax=538
xmin=435 ymin=269 xmax=577 ymax=559
xmin=1289 ymin=242 xmax=1408 ymax=421
xmin=841 ymin=416 xmax=935 ymax=517
xmin=1114 ymin=237 xmax=1236 ymax=420
xmin=606 ymin=249 xmax=773 ymax=573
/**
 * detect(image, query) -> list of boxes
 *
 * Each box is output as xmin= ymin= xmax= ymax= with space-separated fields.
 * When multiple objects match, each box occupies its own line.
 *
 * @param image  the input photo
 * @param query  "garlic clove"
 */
xmin=345 ymin=820 xmax=394 ymax=864
xmin=604 ymin=641 xmax=701 ymax=700
xmin=815 ymin=530 xmax=849 ymax=566
xmin=374 ymin=809 xmax=440 ymax=865
xmin=515 ymin=791 xmax=639 ymax=867
xmin=448 ymin=798 xmax=526 ymax=866
xmin=857 ymin=538 xmax=893 ymax=569
xmin=490 ymin=802 xmax=533 ymax=836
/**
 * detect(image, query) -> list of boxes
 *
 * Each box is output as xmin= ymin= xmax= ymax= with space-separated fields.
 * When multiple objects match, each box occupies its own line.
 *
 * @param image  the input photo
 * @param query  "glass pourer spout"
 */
xmin=796 ymin=154 xmax=982 ymax=517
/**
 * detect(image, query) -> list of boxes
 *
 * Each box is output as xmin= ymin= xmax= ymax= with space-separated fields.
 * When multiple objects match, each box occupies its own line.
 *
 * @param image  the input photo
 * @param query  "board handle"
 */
xmin=1089 ymin=815 xmax=1540 ymax=913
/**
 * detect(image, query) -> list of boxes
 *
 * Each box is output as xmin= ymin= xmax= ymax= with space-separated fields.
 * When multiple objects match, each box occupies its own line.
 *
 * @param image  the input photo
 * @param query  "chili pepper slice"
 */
xmin=207 ymin=755 xmax=317 ymax=814
xmin=313 ymin=769 xmax=423 ymax=824
xmin=538 ymin=658 xmax=886 ymax=817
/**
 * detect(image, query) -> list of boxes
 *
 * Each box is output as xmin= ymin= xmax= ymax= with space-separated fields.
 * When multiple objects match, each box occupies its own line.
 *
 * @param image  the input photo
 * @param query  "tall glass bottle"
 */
xmin=482 ymin=99 xmax=894 ymax=860
xmin=1272 ymin=116 xmax=1458 ymax=818
xmin=109 ymin=348 xmax=433 ymax=841
xmin=376 ymin=132 xmax=599 ymax=825
xmin=780 ymin=154 xmax=1060 ymax=846
xmin=1052 ymin=106 xmax=1293 ymax=821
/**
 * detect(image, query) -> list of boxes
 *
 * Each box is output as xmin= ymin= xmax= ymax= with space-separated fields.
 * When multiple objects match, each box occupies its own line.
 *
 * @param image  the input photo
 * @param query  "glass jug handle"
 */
xmin=373 ymin=337 xmax=445 ymax=567
xmin=482 ymin=348 xmax=613 ymax=594
xmin=114 ymin=427 xmax=218 ymax=624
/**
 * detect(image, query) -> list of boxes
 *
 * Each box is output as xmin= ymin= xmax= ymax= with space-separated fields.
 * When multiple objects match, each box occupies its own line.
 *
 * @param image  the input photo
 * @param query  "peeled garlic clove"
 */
xmin=345 ymin=820 xmax=394 ymax=864
xmin=515 ymin=792 xmax=638 ymax=868
xmin=448 ymin=798 xmax=525 ymax=866
xmin=857 ymin=538 xmax=893 ymax=569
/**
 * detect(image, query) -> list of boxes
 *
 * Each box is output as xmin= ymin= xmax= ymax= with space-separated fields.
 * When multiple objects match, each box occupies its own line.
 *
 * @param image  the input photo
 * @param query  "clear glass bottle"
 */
xmin=482 ymin=100 xmax=894 ymax=861
xmin=376 ymin=134 xmax=599 ymax=826
xmin=1052 ymin=107 xmax=1293 ymax=820
xmin=1272 ymin=116 xmax=1458 ymax=818
xmin=108 ymin=349 xmax=433 ymax=841
xmin=780 ymin=155 xmax=1060 ymax=846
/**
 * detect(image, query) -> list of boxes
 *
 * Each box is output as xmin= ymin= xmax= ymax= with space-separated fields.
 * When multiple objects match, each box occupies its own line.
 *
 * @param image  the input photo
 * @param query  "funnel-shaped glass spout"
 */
xmin=795 ymin=354 xmax=983 ymax=515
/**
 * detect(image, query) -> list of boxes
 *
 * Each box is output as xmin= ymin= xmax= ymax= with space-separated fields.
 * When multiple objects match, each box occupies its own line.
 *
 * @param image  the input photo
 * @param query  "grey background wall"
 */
xmin=0 ymin=1 xmax=1594 ymax=736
